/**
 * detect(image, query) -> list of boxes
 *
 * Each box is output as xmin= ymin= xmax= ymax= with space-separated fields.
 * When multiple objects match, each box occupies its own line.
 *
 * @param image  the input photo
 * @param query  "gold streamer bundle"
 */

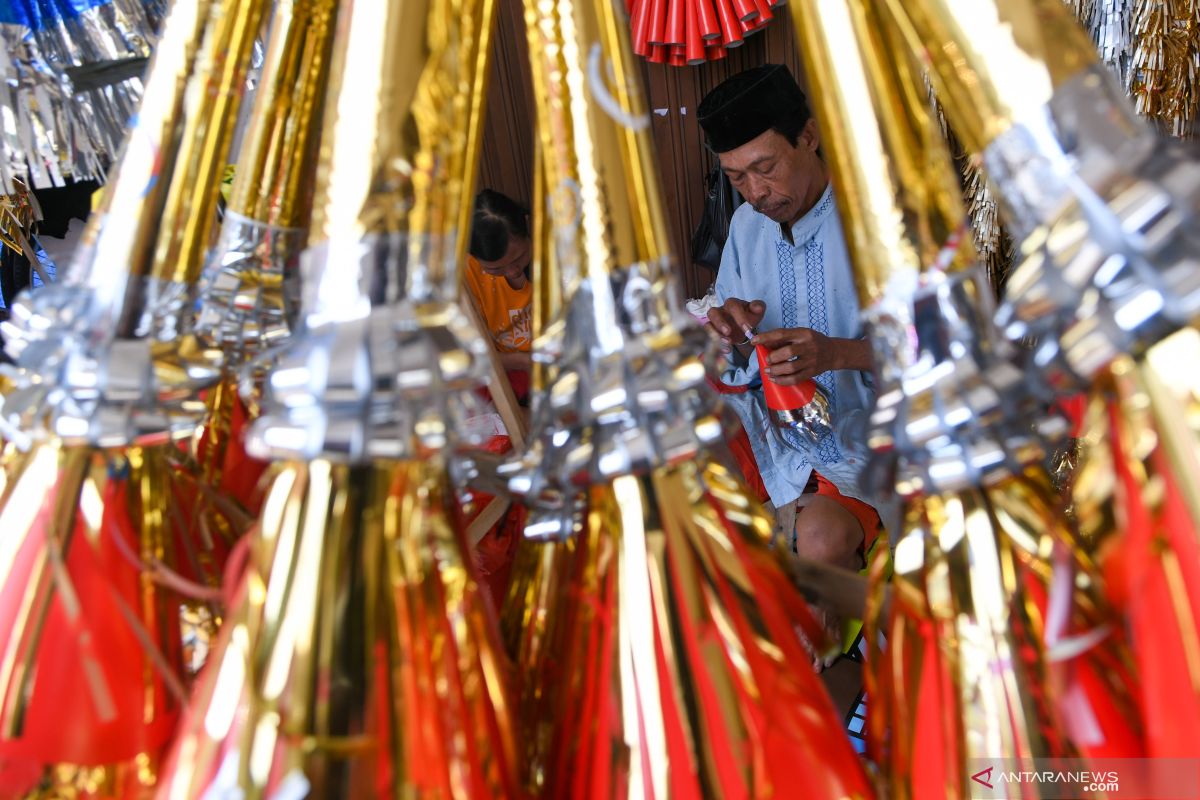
xmin=0 ymin=0 xmax=268 ymax=793
xmin=876 ymin=0 xmax=1200 ymax=759
xmin=158 ymin=458 xmax=519 ymax=798
xmin=1072 ymin=328 xmax=1200 ymax=757
xmin=158 ymin=0 xmax=522 ymax=793
xmin=789 ymin=0 xmax=1147 ymax=794
xmin=0 ymin=442 xmax=193 ymax=798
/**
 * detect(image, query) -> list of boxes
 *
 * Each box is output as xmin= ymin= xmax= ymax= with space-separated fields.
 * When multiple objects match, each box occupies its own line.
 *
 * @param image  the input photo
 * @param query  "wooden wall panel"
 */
xmin=479 ymin=2 xmax=807 ymax=302
xmin=479 ymin=0 xmax=536 ymax=209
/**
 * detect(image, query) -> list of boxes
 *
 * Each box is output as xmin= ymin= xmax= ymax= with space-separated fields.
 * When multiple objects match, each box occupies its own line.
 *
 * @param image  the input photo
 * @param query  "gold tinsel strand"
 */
xmin=1131 ymin=0 xmax=1200 ymax=137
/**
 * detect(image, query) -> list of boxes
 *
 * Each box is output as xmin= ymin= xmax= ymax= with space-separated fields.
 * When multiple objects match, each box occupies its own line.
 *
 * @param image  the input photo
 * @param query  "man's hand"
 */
xmin=753 ymin=327 xmax=874 ymax=385
xmin=707 ymin=298 xmax=766 ymax=343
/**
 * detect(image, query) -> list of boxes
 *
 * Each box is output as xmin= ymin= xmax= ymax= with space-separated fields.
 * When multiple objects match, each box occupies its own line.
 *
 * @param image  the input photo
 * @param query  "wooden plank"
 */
xmin=467 ymin=495 xmax=511 ymax=546
xmin=460 ymin=288 xmax=528 ymax=449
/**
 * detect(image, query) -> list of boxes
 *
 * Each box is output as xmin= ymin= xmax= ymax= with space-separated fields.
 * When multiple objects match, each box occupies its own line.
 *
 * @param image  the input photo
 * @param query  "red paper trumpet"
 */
xmin=756 ymin=344 xmax=834 ymax=445
xmin=630 ymin=0 xmax=768 ymax=63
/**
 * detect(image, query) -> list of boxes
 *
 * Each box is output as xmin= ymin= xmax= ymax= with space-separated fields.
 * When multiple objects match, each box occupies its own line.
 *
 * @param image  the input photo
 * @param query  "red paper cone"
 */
xmin=751 ymin=0 xmax=773 ymax=23
xmin=732 ymin=0 xmax=758 ymax=22
xmin=756 ymin=344 xmax=818 ymax=410
xmin=695 ymin=0 xmax=721 ymax=40
xmin=709 ymin=43 xmax=728 ymax=60
xmin=665 ymin=0 xmax=686 ymax=45
xmin=631 ymin=0 xmax=651 ymax=54
xmin=685 ymin=0 xmax=705 ymax=64
xmin=648 ymin=0 xmax=668 ymax=44
xmin=714 ymin=0 xmax=744 ymax=47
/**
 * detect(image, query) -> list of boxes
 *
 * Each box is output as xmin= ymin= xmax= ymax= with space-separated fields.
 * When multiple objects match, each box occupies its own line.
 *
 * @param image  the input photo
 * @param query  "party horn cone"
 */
xmin=1 ymin=0 xmax=268 ymax=446
xmin=790 ymin=0 xmax=1146 ymax=793
xmin=751 ymin=0 xmax=773 ymax=24
xmin=695 ymin=0 xmax=721 ymax=40
xmin=732 ymin=0 xmax=758 ymax=22
xmin=714 ymin=0 xmax=745 ymax=47
xmin=755 ymin=343 xmax=832 ymax=446
xmin=477 ymin=0 xmax=875 ymax=794
xmin=648 ymin=0 xmax=668 ymax=44
xmin=685 ymin=0 xmax=705 ymax=64
xmin=194 ymin=0 xmax=339 ymax=362
xmin=631 ymin=0 xmax=653 ymax=54
xmin=189 ymin=0 xmax=340 ymax=545
xmin=160 ymin=0 xmax=522 ymax=792
xmin=665 ymin=0 xmax=686 ymax=45
xmin=0 ymin=0 xmax=269 ymax=790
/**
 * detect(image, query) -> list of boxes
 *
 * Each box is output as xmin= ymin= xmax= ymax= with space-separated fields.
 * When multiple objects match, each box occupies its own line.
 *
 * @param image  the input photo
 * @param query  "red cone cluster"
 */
xmin=628 ymin=0 xmax=785 ymax=65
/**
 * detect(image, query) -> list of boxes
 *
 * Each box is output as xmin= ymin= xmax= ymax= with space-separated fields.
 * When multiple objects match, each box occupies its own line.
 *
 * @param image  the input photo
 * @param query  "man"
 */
xmin=697 ymin=64 xmax=880 ymax=669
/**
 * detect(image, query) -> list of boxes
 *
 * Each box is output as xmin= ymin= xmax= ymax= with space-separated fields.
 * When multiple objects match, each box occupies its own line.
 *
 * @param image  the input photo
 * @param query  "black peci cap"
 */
xmin=697 ymin=64 xmax=810 ymax=153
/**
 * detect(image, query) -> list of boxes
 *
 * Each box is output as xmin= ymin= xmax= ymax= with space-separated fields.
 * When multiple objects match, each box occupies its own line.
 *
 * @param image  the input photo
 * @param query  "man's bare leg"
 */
xmin=792 ymin=496 xmax=865 ymax=672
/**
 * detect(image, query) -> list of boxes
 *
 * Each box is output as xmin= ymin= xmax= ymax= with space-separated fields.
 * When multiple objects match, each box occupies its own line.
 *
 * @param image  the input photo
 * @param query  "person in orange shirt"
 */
xmin=466 ymin=189 xmax=533 ymax=402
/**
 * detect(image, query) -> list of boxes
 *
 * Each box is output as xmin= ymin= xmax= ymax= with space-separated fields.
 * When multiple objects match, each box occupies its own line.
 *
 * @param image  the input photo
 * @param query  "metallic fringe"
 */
xmin=157 ymin=459 xmax=521 ymax=798
xmin=1130 ymin=0 xmax=1200 ymax=137
xmin=524 ymin=458 xmax=873 ymax=799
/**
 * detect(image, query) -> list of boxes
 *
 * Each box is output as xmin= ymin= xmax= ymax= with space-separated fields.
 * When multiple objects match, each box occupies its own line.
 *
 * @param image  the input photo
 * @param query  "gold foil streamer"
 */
xmin=225 ymin=0 xmax=335 ymax=228
xmin=877 ymin=0 xmax=1099 ymax=155
xmin=158 ymin=458 xmax=520 ymax=797
xmin=1072 ymin=328 xmax=1200 ymax=757
xmin=791 ymin=0 xmax=973 ymax=310
xmin=0 ymin=442 xmax=192 ymax=794
xmin=505 ymin=0 xmax=872 ymax=794
xmin=532 ymin=458 xmax=873 ymax=799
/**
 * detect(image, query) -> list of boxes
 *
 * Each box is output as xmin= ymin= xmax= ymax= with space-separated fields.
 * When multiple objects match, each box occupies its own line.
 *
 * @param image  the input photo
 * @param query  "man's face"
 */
xmin=718 ymin=121 xmax=824 ymax=226
xmin=478 ymin=236 xmax=531 ymax=282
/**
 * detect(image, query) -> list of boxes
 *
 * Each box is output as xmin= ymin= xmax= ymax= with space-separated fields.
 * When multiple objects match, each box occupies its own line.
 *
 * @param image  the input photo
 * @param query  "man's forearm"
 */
xmin=832 ymin=337 xmax=875 ymax=372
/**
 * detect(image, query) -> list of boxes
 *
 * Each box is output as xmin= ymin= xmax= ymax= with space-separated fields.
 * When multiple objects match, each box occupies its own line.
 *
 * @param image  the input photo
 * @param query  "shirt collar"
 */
xmin=778 ymin=182 xmax=835 ymax=247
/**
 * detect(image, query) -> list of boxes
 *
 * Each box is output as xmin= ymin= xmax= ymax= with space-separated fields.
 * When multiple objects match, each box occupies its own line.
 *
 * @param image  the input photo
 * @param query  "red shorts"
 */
xmin=803 ymin=470 xmax=881 ymax=555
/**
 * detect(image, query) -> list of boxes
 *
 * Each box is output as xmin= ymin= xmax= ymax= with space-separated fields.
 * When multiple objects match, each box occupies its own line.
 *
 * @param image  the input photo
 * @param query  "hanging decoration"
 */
xmin=628 ymin=0 xmax=786 ymax=65
xmin=157 ymin=0 xmax=524 ymax=794
xmin=0 ymin=0 xmax=266 ymax=793
xmin=881 ymin=0 xmax=1200 ymax=760
xmin=0 ymin=0 xmax=166 ymax=194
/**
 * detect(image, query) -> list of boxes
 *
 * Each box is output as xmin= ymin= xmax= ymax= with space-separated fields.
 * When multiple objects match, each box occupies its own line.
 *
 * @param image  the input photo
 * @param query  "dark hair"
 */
xmin=469 ymin=189 xmax=530 ymax=262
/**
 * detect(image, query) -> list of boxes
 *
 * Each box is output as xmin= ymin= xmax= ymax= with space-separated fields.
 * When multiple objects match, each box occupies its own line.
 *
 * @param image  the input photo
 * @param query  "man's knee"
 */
xmin=792 ymin=497 xmax=865 ymax=569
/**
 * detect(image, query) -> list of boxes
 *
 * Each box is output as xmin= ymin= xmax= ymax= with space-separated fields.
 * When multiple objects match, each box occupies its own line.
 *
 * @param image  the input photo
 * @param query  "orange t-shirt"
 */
xmin=465 ymin=255 xmax=533 ymax=353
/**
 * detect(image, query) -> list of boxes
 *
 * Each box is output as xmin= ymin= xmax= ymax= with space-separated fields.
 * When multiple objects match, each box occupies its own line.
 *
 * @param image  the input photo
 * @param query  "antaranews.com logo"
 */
xmin=967 ymin=759 xmax=1200 ymax=799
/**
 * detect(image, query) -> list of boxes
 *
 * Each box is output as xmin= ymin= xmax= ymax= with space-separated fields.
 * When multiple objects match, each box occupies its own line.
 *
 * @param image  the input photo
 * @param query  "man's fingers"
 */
xmin=708 ymin=308 xmax=734 ymax=337
xmin=766 ymin=343 xmax=806 ymax=365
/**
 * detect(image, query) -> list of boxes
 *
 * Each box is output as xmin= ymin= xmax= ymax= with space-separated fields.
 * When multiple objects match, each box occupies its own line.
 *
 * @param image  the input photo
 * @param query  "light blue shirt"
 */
xmin=715 ymin=183 xmax=876 ymax=508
